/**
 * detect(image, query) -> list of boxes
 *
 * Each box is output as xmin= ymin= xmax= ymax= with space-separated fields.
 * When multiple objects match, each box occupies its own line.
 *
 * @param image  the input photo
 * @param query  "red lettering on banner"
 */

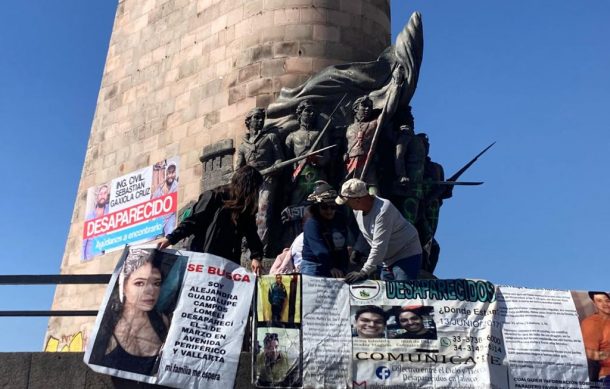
xmin=188 ymin=264 xmax=204 ymax=273
xmin=207 ymin=266 xmax=251 ymax=282
xmin=240 ymin=274 xmax=251 ymax=282
xmin=83 ymin=192 xmax=177 ymax=239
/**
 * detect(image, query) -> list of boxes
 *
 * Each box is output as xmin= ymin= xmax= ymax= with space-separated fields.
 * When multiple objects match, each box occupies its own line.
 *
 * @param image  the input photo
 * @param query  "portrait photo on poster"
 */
xmin=390 ymin=305 xmax=437 ymax=340
xmin=351 ymin=305 xmax=389 ymax=339
xmin=151 ymin=158 xmax=179 ymax=237
xmin=82 ymin=182 xmax=111 ymax=260
xmin=253 ymin=326 xmax=302 ymax=388
xmin=86 ymin=246 xmax=186 ymax=378
xmin=571 ymin=290 xmax=610 ymax=385
xmin=350 ymin=305 xmax=437 ymax=340
xmin=257 ymin=274 xmax=302 ymax=326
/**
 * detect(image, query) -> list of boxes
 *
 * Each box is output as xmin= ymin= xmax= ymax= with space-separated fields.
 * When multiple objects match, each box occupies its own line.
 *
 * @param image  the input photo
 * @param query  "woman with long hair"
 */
xmin=90 ymin=248 xmax=169 ymax=375
xmin=299 ymin=181 xmax=349 ymax=278
xmin=158 ymin=165 xmax=264 ymax=273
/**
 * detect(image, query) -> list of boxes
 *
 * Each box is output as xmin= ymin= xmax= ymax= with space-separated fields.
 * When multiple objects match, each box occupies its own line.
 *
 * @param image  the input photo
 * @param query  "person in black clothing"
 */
xmin=158 ymin=166 xmax=264 ymax=274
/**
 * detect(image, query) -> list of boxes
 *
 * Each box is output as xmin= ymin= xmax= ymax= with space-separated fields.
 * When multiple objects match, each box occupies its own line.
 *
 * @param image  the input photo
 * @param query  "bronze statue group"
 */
xmin=161 ymin=91 xmax=452 ymax=282
xmin=160 ymin=13 xmax=478 ymax=282
xmin=237 ymin=93 xmax=450 ymax=282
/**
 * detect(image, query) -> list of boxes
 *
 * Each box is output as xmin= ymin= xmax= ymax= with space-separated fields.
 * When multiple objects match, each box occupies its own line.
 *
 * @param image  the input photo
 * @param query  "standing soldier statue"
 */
xmin=285 ymin=99 xmax=330 ymax=206
xmin=345 ymin=65 xmax=405 ymax=191
xmin=386 ymin=107 xmax=426 ymax=224
xmin=344 ymin=96 xmax=377 ymax=185
xmin=416 ymin=133 xmax=451 ymax=274
xmin=236 ymin=107 xmax=285 ymax=257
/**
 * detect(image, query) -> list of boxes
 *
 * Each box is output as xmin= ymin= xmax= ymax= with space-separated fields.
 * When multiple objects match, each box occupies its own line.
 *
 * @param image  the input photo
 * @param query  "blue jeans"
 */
xmin=299 ymin=259 xmax=330 ymax=277
xmin=380 ymin=254 xmax=422 ymax=281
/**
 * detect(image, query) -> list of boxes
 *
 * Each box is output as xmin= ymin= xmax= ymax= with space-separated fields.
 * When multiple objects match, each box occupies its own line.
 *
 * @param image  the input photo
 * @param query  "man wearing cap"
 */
xmin=152 ymin=161 xmax=178 ymax=236
xmin=336 ymin=178 xmax=422 ymax=283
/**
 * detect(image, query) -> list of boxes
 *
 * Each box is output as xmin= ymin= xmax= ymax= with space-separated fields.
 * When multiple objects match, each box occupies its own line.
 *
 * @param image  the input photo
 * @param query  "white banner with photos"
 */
xmin=84 ymin=246 xmax=254 ymax=389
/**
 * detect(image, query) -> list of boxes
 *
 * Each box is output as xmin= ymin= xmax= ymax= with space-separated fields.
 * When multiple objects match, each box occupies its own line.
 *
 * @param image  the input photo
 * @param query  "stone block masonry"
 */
xmin=49 ymin=0 xmax=390 ymax=349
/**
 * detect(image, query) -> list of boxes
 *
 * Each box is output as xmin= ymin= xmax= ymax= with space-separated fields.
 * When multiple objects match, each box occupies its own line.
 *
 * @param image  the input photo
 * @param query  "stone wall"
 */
xmin=49 ymin=0 xmax=390 ymax=349
xmin=0 ymin=352 xmax=255 ymax=388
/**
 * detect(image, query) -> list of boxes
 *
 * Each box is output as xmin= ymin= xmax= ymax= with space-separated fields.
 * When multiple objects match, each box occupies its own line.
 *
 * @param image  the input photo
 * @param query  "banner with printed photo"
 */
xmin=87 ymin=265 xmax=608 ymax=388
xmin=571 ymin=290 xmax=610 ymax=388
xmin=85 ymin=246 xmax=255 ymax=389
xmin=253 ymin=274 xmax=303 ymax=387
xmin=497 ymin=286 xmax=594 ymax=388
xmin=84 ymin=246 xmax=185 ymax=384
xmin=82 ymin=157 xmax=179 ymax=261
xmin=349 ymin=279 xmax=507 ymax=389
xmin=253 ymin=277 xmax=610 ymax=389
xmin=252 ymin=276 xmax=353 ymax=388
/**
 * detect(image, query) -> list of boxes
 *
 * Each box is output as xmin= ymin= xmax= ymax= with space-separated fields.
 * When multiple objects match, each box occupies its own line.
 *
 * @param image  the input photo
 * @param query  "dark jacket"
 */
xmin=166 ymin=187 xmax=263 ymax=263
xmin=302 ymin=212 xmax=349 ymax=274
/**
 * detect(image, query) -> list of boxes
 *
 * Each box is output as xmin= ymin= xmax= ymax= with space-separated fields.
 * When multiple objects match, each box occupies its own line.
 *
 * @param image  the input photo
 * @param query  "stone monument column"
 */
xmin=46 ymin=0 xmax=390 ymax=351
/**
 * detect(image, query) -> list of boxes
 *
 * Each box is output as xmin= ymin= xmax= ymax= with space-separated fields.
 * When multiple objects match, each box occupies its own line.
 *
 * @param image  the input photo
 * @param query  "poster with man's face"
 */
xmin=82 ymin=157 xmax=179 ymax=261
xmin=572 ymin=290 xmax=610 ymax=383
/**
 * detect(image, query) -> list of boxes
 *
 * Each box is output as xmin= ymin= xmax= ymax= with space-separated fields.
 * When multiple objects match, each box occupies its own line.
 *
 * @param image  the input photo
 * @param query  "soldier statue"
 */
xmin=416 ymin=133 xmax=451 ymax=274
xmin=344 ymin=96 xmax=377 ymax=185
xmin=236 ymin=107 xmax=285 ymax=257
xmin=382 ymin=106 xmax=426 ymax=224
xmin=284 ymin=99 xmax=330 ymax=206
xmin=344 ymin=65 xmax=406 ymax=190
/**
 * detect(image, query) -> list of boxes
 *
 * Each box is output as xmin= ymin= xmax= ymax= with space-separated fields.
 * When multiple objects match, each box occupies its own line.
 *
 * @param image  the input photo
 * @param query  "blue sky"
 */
xmin=1 ymin=1 xmax=608 ymax=351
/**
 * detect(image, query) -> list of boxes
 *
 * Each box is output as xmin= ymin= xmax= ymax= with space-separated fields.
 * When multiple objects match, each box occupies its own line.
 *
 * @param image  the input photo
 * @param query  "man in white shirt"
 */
xmin=336 ymin=178 xmax=422 ymax=283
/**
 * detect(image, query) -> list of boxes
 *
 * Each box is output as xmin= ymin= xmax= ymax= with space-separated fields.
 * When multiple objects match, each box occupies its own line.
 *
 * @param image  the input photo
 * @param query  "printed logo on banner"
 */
xmin=375 ymin=366 xmax=391 ymax=380
xmin=350 ymin=282 xmax=381 ymax=301
xmin=440 ymin=337 xmax=452 ymax=347
xmin=353 ymin=380 xmax=367 ymax=388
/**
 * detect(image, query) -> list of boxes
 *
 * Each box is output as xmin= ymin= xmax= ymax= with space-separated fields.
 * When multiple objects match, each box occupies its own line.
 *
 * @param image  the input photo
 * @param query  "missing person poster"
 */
xmin=253 ymin=277 xmax=604 ymax=388
xmin=254 ymin=274 xmax=303 ymax=387
xmin=82 ymin=157 xmax=179 ymax=261
xmin=85 ymin=246 xmax=255 ymax=389
xmin=87 ymin=264 xmax=608 ymax=388
xmin=498 ymin=287 xmax=592 ymax=388
xmin=156 ymin=251 xmax=254 ymax=388
xmin=572 ymin=290 xmax=610 ymax=388
xmin=349 ymin=279 xmax=507 ymax=388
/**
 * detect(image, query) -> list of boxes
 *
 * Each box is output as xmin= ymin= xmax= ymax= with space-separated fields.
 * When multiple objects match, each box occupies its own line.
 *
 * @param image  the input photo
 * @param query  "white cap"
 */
xmin=335 ymin=178 xmax=368 ymax=205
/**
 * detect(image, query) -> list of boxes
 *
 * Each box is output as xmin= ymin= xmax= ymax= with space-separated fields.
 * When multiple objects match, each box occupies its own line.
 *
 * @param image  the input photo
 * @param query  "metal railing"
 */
xmin=0 ymin=274 xmax=111 ymax=317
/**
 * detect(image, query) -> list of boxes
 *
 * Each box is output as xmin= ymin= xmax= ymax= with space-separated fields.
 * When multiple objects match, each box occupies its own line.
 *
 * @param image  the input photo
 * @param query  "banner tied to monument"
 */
xmin=85 ymin=247 xmax=609 ymax=388
xmin=84 ymin=246 xmax=254 ymax=388
xmin=81 ymin=157 xmax=179 ymax=261
xmin=253 ymin=276 xmax=607 ymax=389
